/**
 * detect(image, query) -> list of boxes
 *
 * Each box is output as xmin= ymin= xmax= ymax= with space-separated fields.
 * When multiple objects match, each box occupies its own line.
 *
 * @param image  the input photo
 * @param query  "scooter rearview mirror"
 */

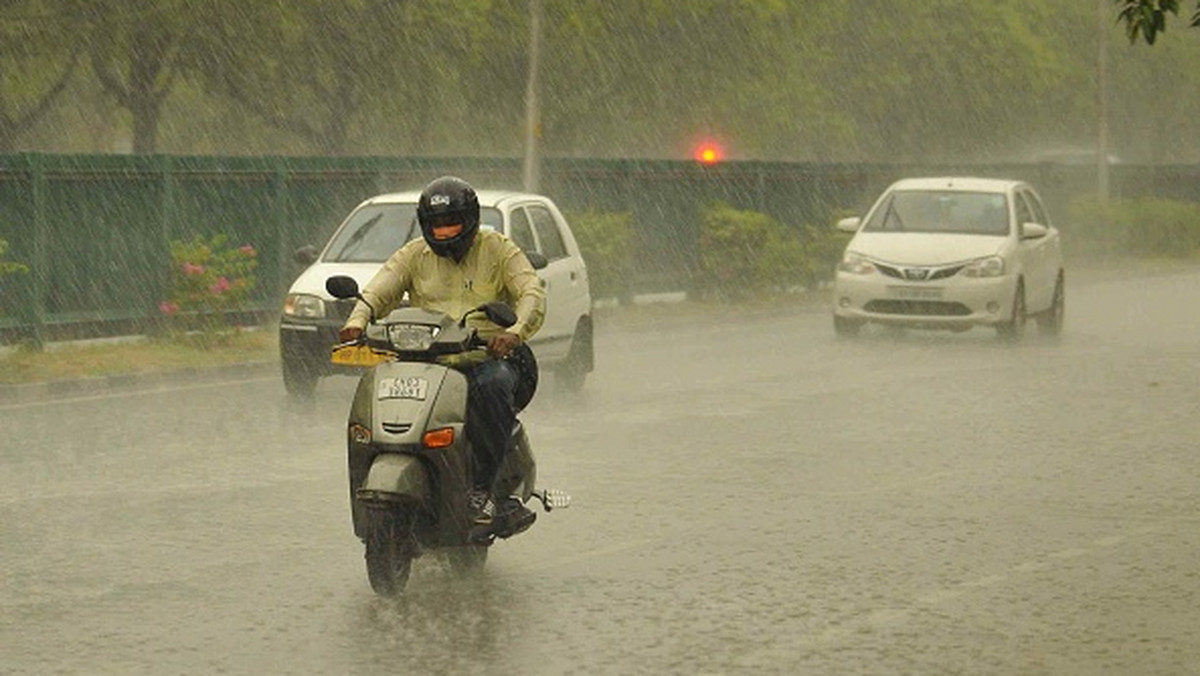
xmin=481 ymin=302 xmax=518 ymax=328
xmin=462 ymin=302 xmax=518 ymax=328
xmin=326 ymin=275 xmax=377 ymax=323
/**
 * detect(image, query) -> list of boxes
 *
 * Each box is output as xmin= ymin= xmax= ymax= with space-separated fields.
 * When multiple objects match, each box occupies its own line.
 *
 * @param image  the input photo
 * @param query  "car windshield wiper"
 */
xmin=332 ymin=213 xmax=384 ymax=260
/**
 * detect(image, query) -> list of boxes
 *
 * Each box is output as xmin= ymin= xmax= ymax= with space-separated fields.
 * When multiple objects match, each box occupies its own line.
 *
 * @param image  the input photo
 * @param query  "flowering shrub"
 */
xmin=161 ymin=234 xmax=258 ymax=341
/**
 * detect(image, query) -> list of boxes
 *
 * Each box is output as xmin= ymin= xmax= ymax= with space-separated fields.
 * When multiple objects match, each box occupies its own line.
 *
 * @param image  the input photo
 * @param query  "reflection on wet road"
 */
xmin=3 ymin=270 xmax=1199 ymax=675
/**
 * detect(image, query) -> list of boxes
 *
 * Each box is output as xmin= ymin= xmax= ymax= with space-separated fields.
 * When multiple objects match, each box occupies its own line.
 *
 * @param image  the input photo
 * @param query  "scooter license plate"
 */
xmin=378 ymin=376 xmax=429 ymax=401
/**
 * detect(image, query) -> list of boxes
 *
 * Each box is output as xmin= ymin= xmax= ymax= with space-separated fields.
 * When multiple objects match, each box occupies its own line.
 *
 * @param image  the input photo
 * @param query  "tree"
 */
xmin=1116 ymin=0 xmax=1200 ymax=44
xmin=82 ymin=0 xmax=206 ymax=153
xmin=538 ymin=0 xmax=847 ymax=160
xmin=185 ymin=0 xmax=508 ymax=157
xmin=0 ymin=0 xmax=84 ymax=151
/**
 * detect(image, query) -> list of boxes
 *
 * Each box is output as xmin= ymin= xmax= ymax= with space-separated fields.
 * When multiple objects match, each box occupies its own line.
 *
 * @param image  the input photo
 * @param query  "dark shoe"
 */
xmin=466 ymin=489 xmax=497 ymax=544
xmin=492 ymin=496 xmax=537 ymax=539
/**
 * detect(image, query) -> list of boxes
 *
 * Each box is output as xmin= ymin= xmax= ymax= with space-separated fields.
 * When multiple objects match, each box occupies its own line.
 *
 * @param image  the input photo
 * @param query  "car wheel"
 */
xmin=1036 ymin=272 xmax=1065 ymax=337
xmin=282 ymin=357 xmax=319 ymax=397
xmin=833 ymin=315 xmax=861 ymax=338
xmin=996 ymin=281 xmax=1026 ymax=342
xmin=555 ymin=318 xmax=593 ymax=392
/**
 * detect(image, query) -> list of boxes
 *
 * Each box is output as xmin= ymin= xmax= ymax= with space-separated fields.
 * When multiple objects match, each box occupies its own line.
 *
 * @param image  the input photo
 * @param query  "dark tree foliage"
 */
xmin=1116 ymin=0 xmax=1200 ymax=44
xmin=5 ymin=1 xmax=1200 ymax=161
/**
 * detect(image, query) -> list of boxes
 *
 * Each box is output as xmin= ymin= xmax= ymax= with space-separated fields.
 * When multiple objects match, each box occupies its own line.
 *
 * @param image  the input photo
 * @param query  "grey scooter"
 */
xmin=326 ymin=275 xmax=570 ymax=596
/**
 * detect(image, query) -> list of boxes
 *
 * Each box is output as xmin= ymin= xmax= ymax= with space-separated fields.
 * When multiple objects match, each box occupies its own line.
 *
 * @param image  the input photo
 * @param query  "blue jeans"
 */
xmin=466 ymin=358 xmax=519 ymax=492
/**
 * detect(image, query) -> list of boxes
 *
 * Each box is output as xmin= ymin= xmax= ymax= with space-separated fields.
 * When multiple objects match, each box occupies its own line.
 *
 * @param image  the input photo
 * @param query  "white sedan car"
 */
xmin=832 ymin=177 xmax=1064 ymax=340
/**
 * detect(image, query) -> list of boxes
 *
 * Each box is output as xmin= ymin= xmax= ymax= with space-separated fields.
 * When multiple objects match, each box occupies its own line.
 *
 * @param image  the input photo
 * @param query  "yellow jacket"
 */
xmin=344 ymin=229 xmax=546 ymax=342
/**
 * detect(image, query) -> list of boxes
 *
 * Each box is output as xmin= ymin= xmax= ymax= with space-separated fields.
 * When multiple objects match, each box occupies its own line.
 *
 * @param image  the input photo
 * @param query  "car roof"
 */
xmin=887 ymin=177 xmax=1026 ymax=193
xmin=361 ymin=188 xmax=544 ymax=208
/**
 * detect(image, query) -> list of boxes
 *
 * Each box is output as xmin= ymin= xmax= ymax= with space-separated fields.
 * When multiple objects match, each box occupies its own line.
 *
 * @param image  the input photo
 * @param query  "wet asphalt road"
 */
xmin=2 ymin=269 xmax=1199 ymax=676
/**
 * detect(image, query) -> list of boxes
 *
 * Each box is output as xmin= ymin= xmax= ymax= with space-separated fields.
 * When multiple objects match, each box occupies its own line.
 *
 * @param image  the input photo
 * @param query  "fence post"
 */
xmin=155 ymin=155 xmax=177 ymax=335
xmin=272 ymin=159 xmax=289 ymax=304
xmin=27 ymin=153 xmax=47 ymax=349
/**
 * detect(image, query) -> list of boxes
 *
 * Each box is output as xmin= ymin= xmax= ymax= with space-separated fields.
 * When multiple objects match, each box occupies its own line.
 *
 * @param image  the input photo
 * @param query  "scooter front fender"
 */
xmin=357 ymin=453 xmax=429 ymax=507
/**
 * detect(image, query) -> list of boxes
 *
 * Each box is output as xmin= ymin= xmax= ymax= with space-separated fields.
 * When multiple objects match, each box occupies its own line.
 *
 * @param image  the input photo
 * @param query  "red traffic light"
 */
xmin=693 ymin=141 xmax=724 ymax=165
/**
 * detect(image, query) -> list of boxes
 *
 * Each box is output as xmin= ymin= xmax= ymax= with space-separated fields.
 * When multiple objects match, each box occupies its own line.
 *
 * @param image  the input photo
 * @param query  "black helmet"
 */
xmin=417 ymin=176 xmax=480 ymax=261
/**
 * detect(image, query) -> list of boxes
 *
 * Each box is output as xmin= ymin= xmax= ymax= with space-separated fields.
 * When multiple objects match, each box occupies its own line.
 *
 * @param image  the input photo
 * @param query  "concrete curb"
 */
xmin=0 ymin=360 xmax=279 ymax=405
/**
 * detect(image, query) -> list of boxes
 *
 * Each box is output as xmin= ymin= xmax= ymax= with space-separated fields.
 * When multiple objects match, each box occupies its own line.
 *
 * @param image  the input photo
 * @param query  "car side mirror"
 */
xmin=294 ymin=245 xmax=319 ymax=266
xmin=525 ymin=251 xmax=548 ymax=270
xmin=1021 ymin=222 xmax=1048 ymax=240
xmin=836 ymin=217 xmax=861 ymax=233
xmin=325 ymin=275 xmax=360 ymax=299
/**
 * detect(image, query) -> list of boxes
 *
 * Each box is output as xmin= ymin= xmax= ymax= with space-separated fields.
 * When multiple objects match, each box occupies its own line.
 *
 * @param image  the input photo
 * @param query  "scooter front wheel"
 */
xmin=364 ymin=508 xmax=416 ymax=596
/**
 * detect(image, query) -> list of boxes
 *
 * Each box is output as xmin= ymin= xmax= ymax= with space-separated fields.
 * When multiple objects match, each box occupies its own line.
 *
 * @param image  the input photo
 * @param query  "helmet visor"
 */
xmin=430 ymin=223 xmax=463 ymax=240
xmin=422 ymin=209 xmax=466 ymax=230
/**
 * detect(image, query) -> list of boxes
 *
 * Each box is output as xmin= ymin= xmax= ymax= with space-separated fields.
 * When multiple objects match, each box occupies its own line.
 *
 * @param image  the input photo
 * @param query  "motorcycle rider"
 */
xmin=338 ymin=176 xmax=546 ymax=540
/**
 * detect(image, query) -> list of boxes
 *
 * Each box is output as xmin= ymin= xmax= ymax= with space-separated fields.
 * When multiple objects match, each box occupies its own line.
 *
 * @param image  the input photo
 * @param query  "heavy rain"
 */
xmin=2 ymin=2 xmax=1200 ymax=675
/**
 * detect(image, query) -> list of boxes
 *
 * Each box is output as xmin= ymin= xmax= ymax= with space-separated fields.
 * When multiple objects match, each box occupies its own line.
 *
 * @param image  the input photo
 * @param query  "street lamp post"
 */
xmin=522 ymin=0 xmax=543 ymax=193
xmin=1097 ymin=0 xmax=1111 ymax=204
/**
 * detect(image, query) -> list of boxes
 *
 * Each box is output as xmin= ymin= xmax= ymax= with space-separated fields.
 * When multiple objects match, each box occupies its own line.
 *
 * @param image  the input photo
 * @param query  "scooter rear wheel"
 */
xmin=364 ymin=508 xmax=415 ymax=596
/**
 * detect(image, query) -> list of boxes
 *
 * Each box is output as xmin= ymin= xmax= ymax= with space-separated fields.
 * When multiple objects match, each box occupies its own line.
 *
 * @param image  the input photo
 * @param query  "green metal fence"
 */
xmin=1 ymin=152 xmax=1197 ymax=344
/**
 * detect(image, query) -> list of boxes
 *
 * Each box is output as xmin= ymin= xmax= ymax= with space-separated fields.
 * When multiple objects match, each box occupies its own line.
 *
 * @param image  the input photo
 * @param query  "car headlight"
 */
xmin=961 ymin=256 xmax=1005 ymax=278
xmin=283 ymin=293 xmax=326 ymax=318
xmin=387 ymin=323 xmax=439 ymax=351
xmin=837 ymin=251 xmax=877 ymax=275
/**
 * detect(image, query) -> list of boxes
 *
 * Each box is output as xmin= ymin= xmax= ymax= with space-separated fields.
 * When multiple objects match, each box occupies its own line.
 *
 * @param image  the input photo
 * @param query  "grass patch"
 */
xmin=0 ymin=328 xmax=278 ymax=384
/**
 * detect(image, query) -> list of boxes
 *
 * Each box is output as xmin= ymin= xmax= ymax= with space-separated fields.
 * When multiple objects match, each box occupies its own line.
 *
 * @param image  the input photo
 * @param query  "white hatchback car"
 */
xmin=832 ymin=177 xmax=1064 ymax=340
xmin=279 ymin=189 xmax=593 ymax=396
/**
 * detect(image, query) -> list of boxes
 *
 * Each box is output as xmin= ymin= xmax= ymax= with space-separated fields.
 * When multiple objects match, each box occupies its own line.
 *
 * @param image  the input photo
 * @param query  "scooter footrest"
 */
xmin=532 ymin=488 xmax=572 ymax=512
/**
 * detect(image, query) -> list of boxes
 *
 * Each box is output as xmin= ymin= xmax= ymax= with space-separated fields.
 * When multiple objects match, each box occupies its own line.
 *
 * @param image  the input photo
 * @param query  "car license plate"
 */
xmin=888 ymin=285 xmax=943 ymax=300
xmin=378 ymin=376 xmax=429 ymax=401
xmin=330 ymin=344 xmax=391 ymax=366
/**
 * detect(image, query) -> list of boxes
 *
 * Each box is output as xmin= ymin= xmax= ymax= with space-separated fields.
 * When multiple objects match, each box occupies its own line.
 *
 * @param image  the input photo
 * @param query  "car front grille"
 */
xmin=381 ymin=422 xmax=412 ymax=435
xmin=876 ymin=264 xmax=965 ymax=281
xmin=863 ymin=300 xmax=971 ymax=316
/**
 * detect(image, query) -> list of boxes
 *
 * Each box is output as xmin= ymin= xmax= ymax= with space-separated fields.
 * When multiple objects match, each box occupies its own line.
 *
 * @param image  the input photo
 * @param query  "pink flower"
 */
xmin=209 ymin=277 xmax=231 ymax=295
xmin=239 ymin=244 xmax=257 ymax=257
xmin=159 ymin=301 xmax=179 ymax=316
xmin=182 ymin=262 xmax=206 ymax=276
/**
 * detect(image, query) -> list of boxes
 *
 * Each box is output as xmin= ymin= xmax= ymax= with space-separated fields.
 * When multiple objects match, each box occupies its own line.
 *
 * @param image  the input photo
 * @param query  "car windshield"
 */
xmin=862 ymin=190 xmax=1010 ymax=236
xmin=323 ymin=204 xmax=502 ymax=262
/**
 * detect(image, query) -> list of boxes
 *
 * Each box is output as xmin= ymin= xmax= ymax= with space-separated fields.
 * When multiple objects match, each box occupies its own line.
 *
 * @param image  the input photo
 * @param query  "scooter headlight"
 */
xmin=387 ymin=323 xmax=439 ymax=351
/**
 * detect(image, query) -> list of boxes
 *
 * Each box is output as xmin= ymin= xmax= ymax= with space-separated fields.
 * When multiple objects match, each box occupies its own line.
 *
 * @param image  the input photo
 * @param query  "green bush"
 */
xmin=568 ymin=209 xmax=635 ymax=303
xmin=1067 ymin=195 xmax=1200 ymax=259
xmin=695 ymin=202 xmax=846 ymax=300
xmin=0 ymin=238 xmax=28 ymax=278
xmin=0 ymin=237 xmax=29 ymax=318
xmin=159 ymin=234 xmax=258 ymax=344
xmin=798 ymin=217 xmax=853 ymax=290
